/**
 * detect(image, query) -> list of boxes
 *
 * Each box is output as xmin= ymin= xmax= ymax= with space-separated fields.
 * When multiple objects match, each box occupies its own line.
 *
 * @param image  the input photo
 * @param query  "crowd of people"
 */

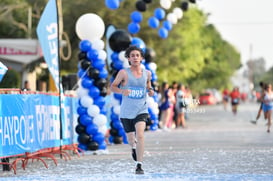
xmin=157 ymin=81 xmax=193 ymax=131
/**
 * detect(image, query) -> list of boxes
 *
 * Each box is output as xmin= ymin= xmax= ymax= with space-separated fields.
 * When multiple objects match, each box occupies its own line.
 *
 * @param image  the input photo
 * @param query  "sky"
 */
xmin=196 ymin=0 xmax=273 ymax=71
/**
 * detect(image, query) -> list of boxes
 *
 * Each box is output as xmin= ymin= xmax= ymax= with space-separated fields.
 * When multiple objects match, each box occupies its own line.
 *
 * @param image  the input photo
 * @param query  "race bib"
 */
xmin=128 ymin=87 xmax=145 ymax=99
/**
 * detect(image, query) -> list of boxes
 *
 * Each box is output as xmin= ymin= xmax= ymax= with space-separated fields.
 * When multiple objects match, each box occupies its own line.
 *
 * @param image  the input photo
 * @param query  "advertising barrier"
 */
xmin=0 ymin=92 xmax=78 ymax=158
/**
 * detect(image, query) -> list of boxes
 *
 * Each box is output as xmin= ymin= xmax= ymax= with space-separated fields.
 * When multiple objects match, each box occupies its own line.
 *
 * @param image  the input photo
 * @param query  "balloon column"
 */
xmin=143 ymin=47 xmax=160 ymax=130
xmin=75 ymin=13 xmax=108 ymax=152
xmin=107 ymin=29 xmax=133 ymax=144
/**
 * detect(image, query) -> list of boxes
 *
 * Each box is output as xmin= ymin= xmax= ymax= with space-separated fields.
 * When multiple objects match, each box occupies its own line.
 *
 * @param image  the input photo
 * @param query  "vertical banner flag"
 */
xmin=0 ymin=61 xmax=8 ymax=82
xmin=36 ymin=0 xmax=59 ymax=90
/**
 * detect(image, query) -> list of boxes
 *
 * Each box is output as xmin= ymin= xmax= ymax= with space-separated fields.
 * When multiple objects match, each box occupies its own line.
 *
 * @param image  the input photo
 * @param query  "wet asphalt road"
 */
xmin=1 ymin=102 xmax=273 ymax=181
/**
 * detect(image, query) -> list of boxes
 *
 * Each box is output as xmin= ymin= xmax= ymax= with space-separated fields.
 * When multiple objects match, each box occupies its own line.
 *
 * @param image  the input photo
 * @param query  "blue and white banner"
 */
xmin=0 ymin=61 xmax=8 ymax=82
xmin=36 ymin=0 xmax=59 ymax=90
xmin=0 ymin=94 xmax=78 ymax=157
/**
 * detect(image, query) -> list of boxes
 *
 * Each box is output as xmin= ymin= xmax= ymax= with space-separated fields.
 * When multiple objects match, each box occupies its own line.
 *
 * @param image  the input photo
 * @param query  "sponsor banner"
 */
xmin=0 ymin=94 xmax=78 ymax=157
xmin=36 ymin=0 xmax=60 ymax=89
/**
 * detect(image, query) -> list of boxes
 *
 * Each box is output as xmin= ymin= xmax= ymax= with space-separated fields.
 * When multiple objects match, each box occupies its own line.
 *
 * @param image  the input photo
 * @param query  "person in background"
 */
xmin=261 ymin=83 xmax=273 ymax=133
xmin=110 ymin=46 xmax=154 ymax=174
xmin=175 ymin=83 xmax=187 ymax=128
xmin=159 ymin=82 xmax=171 ymax=131
xmin=166 ymin=84 xmax=176 ymax=129
xmin=222 ymin=88 xmax=230 ymax=111
xmin=170 ymin=81 xmax=178 ymax=128
xmin=251 ymin=82 xmax=266 ymax=124
xmin=229 ymin=87 xmax=240 ymax=115
xmin=22 ymin=80 xmax=31 ymax=91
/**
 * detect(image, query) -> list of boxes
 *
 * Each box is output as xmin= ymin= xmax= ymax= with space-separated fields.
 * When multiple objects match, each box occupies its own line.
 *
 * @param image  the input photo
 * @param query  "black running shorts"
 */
xmin=120 ymin=113 xmax=148 ymax=133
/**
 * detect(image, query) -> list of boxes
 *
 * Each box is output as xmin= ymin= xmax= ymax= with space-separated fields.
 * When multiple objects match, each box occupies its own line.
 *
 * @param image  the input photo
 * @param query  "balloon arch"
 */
xmin=74 ymin=0 xmax=195 ymax=152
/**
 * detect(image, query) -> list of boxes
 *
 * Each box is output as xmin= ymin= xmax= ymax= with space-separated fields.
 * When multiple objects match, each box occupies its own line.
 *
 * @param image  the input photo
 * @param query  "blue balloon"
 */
xmin=99 ymin=142 xmax=107 ymax=150
xmin=112 ymin=59 xmax=123 ymax=70
xmin=100 ymin=106 xmax=107 ymax=115
xmin=111 ymin=52 xmax=119 ymax=62
xmin=112 ymin=121 xmax=123 ymax=130
xmin=158 ymin=27 xmax=168 ymax=39
xmin=110 ymin=112 xmax=119 ymax=122
xmin=77 ymin=68 xmax=86 ymax=78
xmin=118 ymin=129 xmax=125 ymax=137
xmin=93 ymin=133 xmax=105 ymax=144
xmin=130 ymin=11 xmax=143 ymax=23
xmin=88 ymin=86 xmax=100 ymax=98
xmin=131 ymin=37 xmax=146 ymax=50
xmin=92 ymin=59 xmax=105 ymax=70
xmin=80 ymin=114 xmax=93 ymax=126
xmin=81 ymin=77 xmax=93 ymax=89
xmin=79 ymin=40 xmax=92 ymax=52
xmin=128 ymin=22 xmax=140 ymax=34
xmin=148 ymin=16 xmax=159 ymax=29
xmin=105 ymin=0 xmax=119 ymax=10
xmin=113 ymin=93 xmax=122 ymax=101
xmin=151 ymin=73 xmax=158 ymax=81
xmin=154 ymin=8 xmax=165 ymax=20
xmin=108 ymin=136 xmax=114 ymax=143
xmin=163 ymin=20 xmax=172 ymax=31
xmin=94 ymin=96 xmax=106 ymax=108
xmin=77 ymin=106 xmax=87 ymax=115
xmin=87 ymin=49 xmax=99 ymax=61
xmin=150 ymin=124 xmax=158 ymax=131
xmin=78 ymin=143 xmax=87 ymax=151
xmin=122 ymin=134 xmax=128 ymax=144
xmin=86 ymin=124 xmax=99 ymax=135
xmin=99 ymin=68 xmax=108 ymax=79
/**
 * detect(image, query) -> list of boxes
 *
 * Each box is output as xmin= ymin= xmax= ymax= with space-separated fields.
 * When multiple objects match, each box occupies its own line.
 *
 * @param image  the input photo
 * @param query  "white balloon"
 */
xmin=98 ymin=125 xmax=108 ymax=135
xmin=167 ymin=13 xmax=178 ymax=24
xmin=98 ymin=50 xmax=107 ymax=61
xmin=98 ymin=126 xmax=108 ymax=135
xmin=111 ymin=97 xmax=120 ymax=106
xmin=80 ymin=96 xmax=94 ymax=108
xmin=113 ymin=105 xmax=121 ymax=115
xmin=173 ymin=7 xmax=183 ymax=19
xmin=118 ymin=51 xmax=127 ymax=62
xmin=92 ymin=39 xmax=105 ymax=50
xmin=147 ymin=97 xmax=154 ymax=107
xmin=93 ymin=114 xmax=107 ymax=127
xmin=148 ymin=62 xmax=157 ymax=71
xmin=75 ymin=13 xmax=105 ymax=43
xmin=77 ymin=87 xmax=89 ymax=98
xmin=160 ymin=0 xmax=172 ymax=10
xmin=123 ymin=60 xmax=130 ymax=68
xmin=152 ymin=105 xmax=160 ymax=115
xmin=87 ymin=104 xmax=100 ymax=117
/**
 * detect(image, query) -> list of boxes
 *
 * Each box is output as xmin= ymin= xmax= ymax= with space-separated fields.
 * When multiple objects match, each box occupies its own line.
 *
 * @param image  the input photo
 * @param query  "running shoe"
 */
xmin=135 ymin=163 xmax=144 ymax=174
xmin=250 ymin=120 xmax=257 ymax=125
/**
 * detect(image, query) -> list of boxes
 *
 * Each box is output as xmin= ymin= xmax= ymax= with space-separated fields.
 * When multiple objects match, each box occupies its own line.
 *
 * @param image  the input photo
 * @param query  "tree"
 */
xmin=0 ymin=0 xmax=241 ymax=94
xmin=0 ymin=68 xmax=20 ymax=88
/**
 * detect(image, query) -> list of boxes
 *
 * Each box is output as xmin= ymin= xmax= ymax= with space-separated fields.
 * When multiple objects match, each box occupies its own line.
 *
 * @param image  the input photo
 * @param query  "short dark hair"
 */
xmin=125 ymin=45 xmax=144 ymax=58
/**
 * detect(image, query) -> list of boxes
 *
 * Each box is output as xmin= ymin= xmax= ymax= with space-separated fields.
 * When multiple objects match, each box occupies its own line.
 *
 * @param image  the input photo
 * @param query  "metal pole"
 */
xmin=56 ymin=0 xmax=63 ymax=158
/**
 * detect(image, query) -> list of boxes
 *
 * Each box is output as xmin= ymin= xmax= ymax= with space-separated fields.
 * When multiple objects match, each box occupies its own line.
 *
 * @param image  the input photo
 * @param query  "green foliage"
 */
xmin=0 ymin=69 xmax=20 ymax=88
xmin=0 ymin=0 xmax=242 ymax=94
xmin=259 ymin=67 xmax=273 ymax=85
